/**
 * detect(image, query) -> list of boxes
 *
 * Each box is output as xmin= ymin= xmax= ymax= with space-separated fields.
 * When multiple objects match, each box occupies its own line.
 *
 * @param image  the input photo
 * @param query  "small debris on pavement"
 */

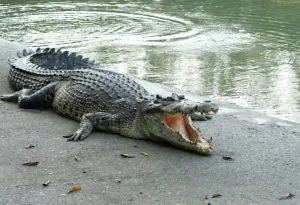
xmin=42 ymin=179 xmax=51 ymax=187
xmin=204 ymin=195 xmax=209 ymax=200
xmin=211 ymin=193 xmax=222 ymax=198
xmin=68 ymin=185 xmax=81 ymax=193
xmin=120 ymin=153 xmax=135 ymax=158
xmin=74 ymin=155 xmax=80 ymax=161
xmin=22 ymin=161 xmax=39 ymax=166
xmin=141 ymin=152 xmax=149 ymax=156
xmin=222 ymin=156 xmax=233 ymax=161
xmin=279 ymin=193 xmax=295 ymax=200
xmin=133 ymin=144 xmax=138 ymax=147
xmin=82 ymin=167 xmax=90 ymax=174
xmin=25 ymin=144 xmax=35 ymax=149
xmin=116 ymin=179 xmax=121 ymax=183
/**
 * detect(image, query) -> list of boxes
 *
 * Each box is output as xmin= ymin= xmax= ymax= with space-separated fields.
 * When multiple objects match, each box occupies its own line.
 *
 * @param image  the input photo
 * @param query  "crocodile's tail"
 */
xmin=7 ymin=47 xmax=99 ymax=91
xmin=14 ymin=47 xmax=98 ymax=71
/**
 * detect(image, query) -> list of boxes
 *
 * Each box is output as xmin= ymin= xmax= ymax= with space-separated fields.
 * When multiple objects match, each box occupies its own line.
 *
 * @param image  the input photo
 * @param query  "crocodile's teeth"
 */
xmin=22 ymin=49 xmax=27 ymax=56
xmin=17 ymin=51 xmax=22 ymax=58
xmin=49 ymin=48 xmax=55 ymax=53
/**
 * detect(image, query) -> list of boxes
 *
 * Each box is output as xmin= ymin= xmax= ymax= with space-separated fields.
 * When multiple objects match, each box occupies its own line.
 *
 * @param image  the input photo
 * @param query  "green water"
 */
xmin=0 ymin=0 xmax=300 ymax=122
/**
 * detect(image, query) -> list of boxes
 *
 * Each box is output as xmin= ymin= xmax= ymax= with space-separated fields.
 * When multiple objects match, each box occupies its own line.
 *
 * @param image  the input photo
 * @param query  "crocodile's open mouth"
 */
xmin=160 ymin=113 xmax=200 ymax=143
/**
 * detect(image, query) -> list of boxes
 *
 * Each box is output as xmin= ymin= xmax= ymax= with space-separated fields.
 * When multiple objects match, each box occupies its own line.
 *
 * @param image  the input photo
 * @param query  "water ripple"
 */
xmin=1 ymin=1 xmax=299 ymax=123
xmin=0 ymin=2 xmax=252 ymax=51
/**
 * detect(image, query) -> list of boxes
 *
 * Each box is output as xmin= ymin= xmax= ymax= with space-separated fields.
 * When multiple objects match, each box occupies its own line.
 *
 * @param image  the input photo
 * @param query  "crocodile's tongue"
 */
xmin=160 ymin=113 xmax=199 ymax=142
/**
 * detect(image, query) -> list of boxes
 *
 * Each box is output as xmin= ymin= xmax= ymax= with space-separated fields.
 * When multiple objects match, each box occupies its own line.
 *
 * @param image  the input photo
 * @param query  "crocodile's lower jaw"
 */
xmin=195 ymin=138 xmax=213 ymax=155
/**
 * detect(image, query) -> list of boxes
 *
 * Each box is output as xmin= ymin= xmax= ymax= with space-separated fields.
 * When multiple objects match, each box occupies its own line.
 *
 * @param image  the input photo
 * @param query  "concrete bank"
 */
xmin=0 ymin=39 xmax=299 ymax=205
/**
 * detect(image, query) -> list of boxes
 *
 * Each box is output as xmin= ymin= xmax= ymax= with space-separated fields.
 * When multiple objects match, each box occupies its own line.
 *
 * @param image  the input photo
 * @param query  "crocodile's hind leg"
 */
xmin=0 ymin=82 xmax=59 ymax=108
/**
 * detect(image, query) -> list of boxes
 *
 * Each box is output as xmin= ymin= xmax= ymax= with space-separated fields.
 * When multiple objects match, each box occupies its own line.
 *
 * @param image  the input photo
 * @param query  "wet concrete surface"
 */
xmin=0 ymin=39 xmax=299 ymax=205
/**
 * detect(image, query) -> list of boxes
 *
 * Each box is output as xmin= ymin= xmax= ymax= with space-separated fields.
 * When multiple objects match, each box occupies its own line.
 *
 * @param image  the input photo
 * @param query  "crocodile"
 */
xmin=0 ymin=48 xmax=219 ymax=155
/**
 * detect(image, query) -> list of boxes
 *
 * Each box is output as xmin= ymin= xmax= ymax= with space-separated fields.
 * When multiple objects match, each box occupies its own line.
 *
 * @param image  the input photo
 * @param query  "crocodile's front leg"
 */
xmin=63 ymin=112 xmax=119 ymax=141
xmin=190 ymin=100 xmax=217 ymax=121
xmin=190 ymin=113 xmax=212 ymax=121
xmin=0 ymin=82 xmax=59 ymax=108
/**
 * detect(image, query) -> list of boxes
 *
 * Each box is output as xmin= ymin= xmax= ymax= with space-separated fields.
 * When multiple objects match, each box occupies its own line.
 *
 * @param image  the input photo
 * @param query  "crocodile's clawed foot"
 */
xmin=190 ymin=113 xmax=213 ymax=121
xmin=63 ymin=133 xmax=77 ymax=141
xmin=63 ymin=113 xmax=95 ymax=141
xmin=0 ymin=93 xmax=19 ymax=103
xmin=0 ymin=95 xmax=6 ymax=101
xmin=63 ymin=129 xmax=90 ymax=141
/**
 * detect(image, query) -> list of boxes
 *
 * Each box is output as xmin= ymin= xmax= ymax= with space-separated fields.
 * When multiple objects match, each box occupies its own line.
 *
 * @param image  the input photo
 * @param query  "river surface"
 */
xmin=0 ymin=0 xmax=300 ymax=122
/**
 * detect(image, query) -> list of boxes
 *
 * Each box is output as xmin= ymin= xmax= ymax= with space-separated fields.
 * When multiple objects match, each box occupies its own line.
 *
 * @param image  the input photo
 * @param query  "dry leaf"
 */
xmin=141 ymin=152 xmax=149 ymax=156
xmin=211 ymin=193 xmax=222 ymax=198
xmin=120 ymin=153 xmax=135 ymax=158
xmin=279 ymin=193 xmax=295 ymax=200
xmin=222 ymin=156 xmax=233 ymax=161
xmin=68 ymin=185 xmax=81 ymax=193
xmin=74 ymin=155 xmax=80 ymax=161
xmin=22 ymin=161 xmax=39 ymax=166
xmin=42 ymin=179 xmax=51 ymax=187
xmin=25 ymin=144 xmax=35 ymax=149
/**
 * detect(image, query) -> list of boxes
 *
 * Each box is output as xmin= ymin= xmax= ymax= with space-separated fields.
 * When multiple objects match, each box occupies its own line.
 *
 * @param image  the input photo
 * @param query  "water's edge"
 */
xmin=1 ymin=38 xmax=299 ymax=128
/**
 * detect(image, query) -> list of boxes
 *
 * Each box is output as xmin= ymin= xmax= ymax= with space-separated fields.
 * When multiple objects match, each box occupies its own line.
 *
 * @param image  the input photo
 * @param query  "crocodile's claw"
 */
xmin=191 ymin=113 xmax=213 ymax=121
xmin=63 ymin=120 xmax=92 ymax=141
xmin=63 ymin=130 xmax=90 ymax=141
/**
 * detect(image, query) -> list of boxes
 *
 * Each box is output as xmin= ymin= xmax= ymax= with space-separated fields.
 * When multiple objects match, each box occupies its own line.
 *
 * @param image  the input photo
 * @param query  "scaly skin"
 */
xmin=1 ymin=48 xmax=219 ymax=155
